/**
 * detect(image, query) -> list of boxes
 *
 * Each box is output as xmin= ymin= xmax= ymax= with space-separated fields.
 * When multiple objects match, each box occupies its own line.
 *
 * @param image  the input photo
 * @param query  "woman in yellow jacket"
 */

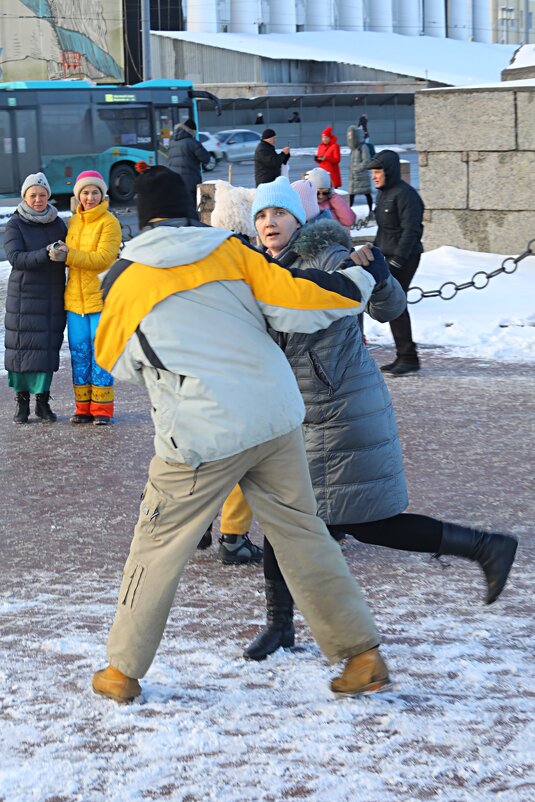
xmin=60 ymin=170 xmax=122 ymax=424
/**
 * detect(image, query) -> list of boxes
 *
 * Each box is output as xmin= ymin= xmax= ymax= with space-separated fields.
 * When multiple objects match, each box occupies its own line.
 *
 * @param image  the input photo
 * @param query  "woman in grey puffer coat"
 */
xmin=242 ymin=178 xmax=517 ymax=662
xmin=347 ymin=124 xmax=373 ymax=214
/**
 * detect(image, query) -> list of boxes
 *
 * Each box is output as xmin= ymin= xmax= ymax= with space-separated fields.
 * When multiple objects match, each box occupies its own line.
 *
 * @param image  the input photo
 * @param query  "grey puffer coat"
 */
xmin=273 ymin=219 xmax=408 ymax=524
xmin=347 ymin=125 xmax=372 ymax=196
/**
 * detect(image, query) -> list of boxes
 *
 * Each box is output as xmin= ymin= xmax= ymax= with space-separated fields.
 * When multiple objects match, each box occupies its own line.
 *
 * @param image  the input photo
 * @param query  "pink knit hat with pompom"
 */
xmin=73 ymin=170 xmax=108 ymax=201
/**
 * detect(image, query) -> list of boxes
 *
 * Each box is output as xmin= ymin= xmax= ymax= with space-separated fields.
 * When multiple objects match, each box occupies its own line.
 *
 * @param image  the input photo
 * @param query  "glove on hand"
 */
xmin=47 ymin=241 xmax=68 ymax=262
xmin=357 ymin=245 xmax=390 ymax=285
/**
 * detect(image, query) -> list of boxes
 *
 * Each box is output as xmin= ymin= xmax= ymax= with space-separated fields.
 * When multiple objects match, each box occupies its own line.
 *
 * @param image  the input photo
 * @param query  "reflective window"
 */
xmin=40 ymin=104 xmax=92 ymax=155
xmin=95 ymin=107 xmax=152 ymax=151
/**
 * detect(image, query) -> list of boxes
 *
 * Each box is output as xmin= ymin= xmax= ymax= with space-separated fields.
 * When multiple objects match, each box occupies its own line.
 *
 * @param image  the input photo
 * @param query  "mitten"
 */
xmin=360 ymin=245 xmax=390 ymax=285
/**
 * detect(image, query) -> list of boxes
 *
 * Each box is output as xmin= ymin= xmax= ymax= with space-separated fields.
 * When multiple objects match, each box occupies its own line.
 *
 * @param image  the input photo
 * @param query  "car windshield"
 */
xmin=216 ymin=132 xmax=236 ymax=143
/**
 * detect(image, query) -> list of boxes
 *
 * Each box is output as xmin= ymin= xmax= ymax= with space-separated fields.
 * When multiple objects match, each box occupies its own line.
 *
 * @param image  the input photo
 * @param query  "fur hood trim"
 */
xmin=291 ymin=218 xmax=352 ymax=260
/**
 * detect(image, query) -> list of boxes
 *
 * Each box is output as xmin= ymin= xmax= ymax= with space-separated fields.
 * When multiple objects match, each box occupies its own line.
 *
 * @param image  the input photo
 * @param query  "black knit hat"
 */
xmin=184 ymin=118 xmax=197 ymax=130
xmin=134 ymin=165 xmax=195 ymax=229
xmin=261 ymin=128 xmax=276 ymax=140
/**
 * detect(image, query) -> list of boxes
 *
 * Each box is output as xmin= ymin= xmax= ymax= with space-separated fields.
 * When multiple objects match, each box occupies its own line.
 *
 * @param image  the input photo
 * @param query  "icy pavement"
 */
xmin=0 ymin=353 xmax=534 ymax=802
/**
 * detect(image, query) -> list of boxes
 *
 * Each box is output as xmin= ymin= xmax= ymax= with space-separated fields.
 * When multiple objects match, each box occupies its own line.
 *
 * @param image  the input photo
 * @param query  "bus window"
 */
xmin=95 ymin=107 xmax=152 ymax=150
xmin=40 ymin=105 xmax=93 ymax=155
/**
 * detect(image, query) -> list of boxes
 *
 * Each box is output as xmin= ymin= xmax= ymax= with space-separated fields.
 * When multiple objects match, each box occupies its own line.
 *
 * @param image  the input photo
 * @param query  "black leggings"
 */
xmin=263 ymin=513 xmax=443 ymax=582
xmin=349 ymin=193 xmax=373 ymax=212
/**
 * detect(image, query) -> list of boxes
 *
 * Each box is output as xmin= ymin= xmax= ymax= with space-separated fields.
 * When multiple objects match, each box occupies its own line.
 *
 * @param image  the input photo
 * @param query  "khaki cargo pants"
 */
xmin=106 ymin=426 xmax=380 ymax=678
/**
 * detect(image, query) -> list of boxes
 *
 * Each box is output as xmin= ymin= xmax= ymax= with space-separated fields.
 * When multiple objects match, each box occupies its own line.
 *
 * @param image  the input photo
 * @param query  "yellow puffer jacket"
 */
xmin=65 ymin=199 xmax=122 ymax=314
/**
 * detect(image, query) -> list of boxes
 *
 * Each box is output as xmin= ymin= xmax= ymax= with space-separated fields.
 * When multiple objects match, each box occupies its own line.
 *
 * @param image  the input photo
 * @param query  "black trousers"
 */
xmin=263 ymin=513 xmax=442 ymax=582
xmin=388 ymin=255 xmax=420 ymax=362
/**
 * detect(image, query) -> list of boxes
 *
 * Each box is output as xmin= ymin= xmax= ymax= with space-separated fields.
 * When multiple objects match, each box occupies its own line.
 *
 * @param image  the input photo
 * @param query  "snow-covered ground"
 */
xmin=1 ymin=210 xmax=534 ymax=802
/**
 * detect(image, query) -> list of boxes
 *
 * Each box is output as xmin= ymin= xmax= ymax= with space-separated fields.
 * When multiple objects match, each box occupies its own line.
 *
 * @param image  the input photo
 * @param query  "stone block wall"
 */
xmin=416 ymin=84 xmax=535 ymax=254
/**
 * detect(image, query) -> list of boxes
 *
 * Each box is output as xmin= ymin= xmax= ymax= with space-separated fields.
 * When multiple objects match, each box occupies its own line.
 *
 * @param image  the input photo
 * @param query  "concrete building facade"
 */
xmin=416 ymin=80 xmax=535 ymax=253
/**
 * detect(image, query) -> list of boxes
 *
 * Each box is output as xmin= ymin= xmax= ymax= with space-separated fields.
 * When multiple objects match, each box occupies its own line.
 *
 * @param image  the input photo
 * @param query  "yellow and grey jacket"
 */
xmin=95 ymin=221 xmax=376 ymax=467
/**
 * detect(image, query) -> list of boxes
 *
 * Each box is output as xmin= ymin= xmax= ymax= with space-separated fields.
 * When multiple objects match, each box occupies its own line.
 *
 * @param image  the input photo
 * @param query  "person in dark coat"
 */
xmin=369 ymin=149 xmax=424 ymax=375
xmin=4 ymin=172 xmax=67 ymax=424
xmin=167 ymin=118 xmax=210 ymax=214
xmin=219 ymin=177 xmax=517 ymax=662
xmin=254 ymin=129 xmax=290 ymax=187
xmin=358 ymin=113 xmax=369 ymax=136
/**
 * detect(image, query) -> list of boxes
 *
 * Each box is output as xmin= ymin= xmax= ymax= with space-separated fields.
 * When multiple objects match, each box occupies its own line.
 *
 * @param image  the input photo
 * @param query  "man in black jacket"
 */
xmin=369 ymin=149 xmax=424 ymax=375
xmin=254 ymin=129 xmax=290 ymax=187
xmin=167 ymin=118 xmax=210 ymax=215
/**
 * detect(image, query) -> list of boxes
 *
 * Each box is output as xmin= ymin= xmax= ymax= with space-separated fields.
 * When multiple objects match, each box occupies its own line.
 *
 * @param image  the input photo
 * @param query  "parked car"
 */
xmin=197 ymin=131 xmax=224 ymax=171
xmin=215 ymin=129 xmax=262 ymax=162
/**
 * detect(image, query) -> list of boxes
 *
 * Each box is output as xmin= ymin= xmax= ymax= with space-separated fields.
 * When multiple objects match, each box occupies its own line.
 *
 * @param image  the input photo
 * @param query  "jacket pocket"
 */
xmin=308 ymin=350 xmax=334 ymax=395
xmin=137 ymin=479 xmax=165 ymax=539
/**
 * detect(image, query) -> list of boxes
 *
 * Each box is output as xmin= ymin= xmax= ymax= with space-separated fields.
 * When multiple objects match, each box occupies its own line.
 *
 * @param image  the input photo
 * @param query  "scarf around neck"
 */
xmin=17 ymin=200 xmax=58 ymax=225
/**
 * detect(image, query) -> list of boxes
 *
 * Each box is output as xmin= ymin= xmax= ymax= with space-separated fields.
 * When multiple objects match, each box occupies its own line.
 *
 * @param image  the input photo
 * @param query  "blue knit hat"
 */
xmin=252 ymin=176 xmax=306 ymax=226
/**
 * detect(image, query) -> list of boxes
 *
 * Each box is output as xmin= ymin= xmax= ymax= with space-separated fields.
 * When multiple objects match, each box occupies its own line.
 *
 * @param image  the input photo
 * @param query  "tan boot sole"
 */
xmin=92 ymin=684 xmax=141 ymax=704
xmin=331 ymin=678 xmax=393 ymax=698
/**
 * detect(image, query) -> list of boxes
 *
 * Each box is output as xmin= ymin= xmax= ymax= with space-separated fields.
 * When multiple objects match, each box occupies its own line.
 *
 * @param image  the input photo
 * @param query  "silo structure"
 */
xmin=269 ymin=0 xmax=297 ymax=33
xmin=367 ymin=1 xmax=393 ymax=33
xmin=187 ymin=0 xmax=219 ymax=32
xmin=396 ymin=0 xmax=423 ymax=35
xmin=423 ymin=0 xmax=446 ymax=37
xmin=305 ymin=0 xmax=332 ymax=31
xmin=230 ymin=0 xmax=258 ymax=33
xmin=446 ymin=0 xmax=471 ymax=41
xmin=336 ymin=0 xmax=364 ymax=31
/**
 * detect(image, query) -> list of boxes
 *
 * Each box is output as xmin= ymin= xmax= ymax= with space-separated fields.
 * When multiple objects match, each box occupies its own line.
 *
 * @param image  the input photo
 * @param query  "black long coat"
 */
xmin=4 ymin=212 xmax=67 ymax=373
xmin=254 ymin=140 xmax=290 ymax=186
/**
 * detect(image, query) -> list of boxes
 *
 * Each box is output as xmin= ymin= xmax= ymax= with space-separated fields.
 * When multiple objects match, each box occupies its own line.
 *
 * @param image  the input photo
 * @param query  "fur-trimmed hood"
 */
xmin=291 ymin=218 xmax=352 ymax=260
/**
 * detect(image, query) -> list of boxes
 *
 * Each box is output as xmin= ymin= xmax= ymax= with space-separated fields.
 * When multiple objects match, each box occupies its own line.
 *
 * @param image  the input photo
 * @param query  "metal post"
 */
xmin=141 ymin=0 xmax=152 ymax=80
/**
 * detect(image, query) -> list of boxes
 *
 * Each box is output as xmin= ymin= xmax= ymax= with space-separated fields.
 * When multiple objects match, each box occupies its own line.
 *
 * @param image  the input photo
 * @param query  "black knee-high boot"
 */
xmin=243 ymin=579 xmax=295 ymax=660
xmin=438 ymin=522 xmax=518 ymax=605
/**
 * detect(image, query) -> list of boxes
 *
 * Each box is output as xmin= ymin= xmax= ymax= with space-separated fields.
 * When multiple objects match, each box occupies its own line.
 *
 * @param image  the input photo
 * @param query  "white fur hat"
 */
xmin=211 ymin=181 xmax=257 ymax=238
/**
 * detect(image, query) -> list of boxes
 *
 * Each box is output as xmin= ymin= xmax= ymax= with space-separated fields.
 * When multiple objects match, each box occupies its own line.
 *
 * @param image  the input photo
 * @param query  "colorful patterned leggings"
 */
xmin=67 ymin=311 xmax=114 ymax=419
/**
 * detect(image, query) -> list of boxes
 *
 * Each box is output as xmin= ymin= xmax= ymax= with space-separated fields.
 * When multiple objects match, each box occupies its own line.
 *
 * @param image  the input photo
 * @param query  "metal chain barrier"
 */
xmin=407 ymin=239 xmax=535 ymax=304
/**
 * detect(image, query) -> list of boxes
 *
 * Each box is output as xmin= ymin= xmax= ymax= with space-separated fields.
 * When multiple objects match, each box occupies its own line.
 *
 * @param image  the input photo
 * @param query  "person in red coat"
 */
xmin=314 ymin=126 xmax=342 ymax=188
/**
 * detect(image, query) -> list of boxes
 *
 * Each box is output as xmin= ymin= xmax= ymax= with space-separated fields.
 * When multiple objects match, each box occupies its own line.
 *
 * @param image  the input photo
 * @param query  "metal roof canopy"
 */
xmin=198 ymin=92 xmax=415 ymax=111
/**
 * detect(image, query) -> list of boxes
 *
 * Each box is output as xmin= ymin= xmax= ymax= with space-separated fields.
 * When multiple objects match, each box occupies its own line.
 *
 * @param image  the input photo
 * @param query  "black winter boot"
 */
xmin=197 ymin=524 xmax=213 ymax=550
xmin=438 ymin=522 xmax=518 ymax=605
xmin=35 ymin=392 xmax=57 ymax=422
xmin=243 ymin=580 xmax=295 ymax=661
xmin=13 ymin=392 xmax=30 ymax=424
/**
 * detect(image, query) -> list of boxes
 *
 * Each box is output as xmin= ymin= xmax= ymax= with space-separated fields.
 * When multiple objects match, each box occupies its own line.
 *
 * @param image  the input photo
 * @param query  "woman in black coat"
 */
xmin=4 ymin=172 xmax=67 ymax=423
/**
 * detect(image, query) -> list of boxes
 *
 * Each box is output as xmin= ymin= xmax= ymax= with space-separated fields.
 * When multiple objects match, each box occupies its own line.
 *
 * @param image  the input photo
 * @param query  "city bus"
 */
xmin=0 ymin=79 xmax=221 ymax=202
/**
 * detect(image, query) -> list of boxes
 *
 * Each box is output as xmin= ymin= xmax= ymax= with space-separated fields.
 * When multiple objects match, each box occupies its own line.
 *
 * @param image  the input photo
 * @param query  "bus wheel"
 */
xmin=109 ymin=164 xmax=136 ymax=203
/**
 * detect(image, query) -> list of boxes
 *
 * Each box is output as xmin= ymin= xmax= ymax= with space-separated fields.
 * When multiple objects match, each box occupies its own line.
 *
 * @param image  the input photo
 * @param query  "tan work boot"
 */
xmin=92 ymin=665 xmax=142 ymax=704
xmin=330 ymin=647 xmax=391 ymax=696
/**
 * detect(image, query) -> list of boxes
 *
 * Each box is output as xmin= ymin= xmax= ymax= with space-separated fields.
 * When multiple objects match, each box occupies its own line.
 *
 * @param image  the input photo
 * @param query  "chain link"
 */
xmin=407 ymin=239 xmax=535 ymax=304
